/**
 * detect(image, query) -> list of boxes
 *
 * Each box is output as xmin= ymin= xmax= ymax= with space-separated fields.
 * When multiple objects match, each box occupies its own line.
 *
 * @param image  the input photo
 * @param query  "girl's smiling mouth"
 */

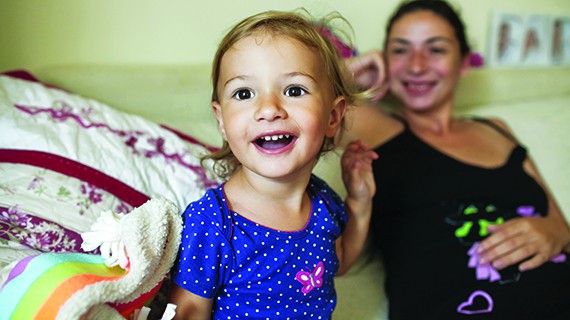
xmin=254 ymin=133 xmax=296 ymax=152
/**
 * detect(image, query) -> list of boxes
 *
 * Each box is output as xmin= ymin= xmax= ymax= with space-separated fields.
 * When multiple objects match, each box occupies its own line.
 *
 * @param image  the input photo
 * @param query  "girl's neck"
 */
xmin=222 ymin=168 xmax=312 ymax=231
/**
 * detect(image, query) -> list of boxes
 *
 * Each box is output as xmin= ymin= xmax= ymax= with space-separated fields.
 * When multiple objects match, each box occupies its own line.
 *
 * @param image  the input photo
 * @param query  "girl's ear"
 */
xmin=325 ymin=96 xmax=347 ymax=138
xmin=212 ymin=101 xmax=228 ymax=141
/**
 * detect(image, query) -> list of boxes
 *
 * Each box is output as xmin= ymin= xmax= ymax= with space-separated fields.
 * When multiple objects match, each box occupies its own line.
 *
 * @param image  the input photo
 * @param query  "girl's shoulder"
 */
xmin=309 ymin=174 xmax=342 ymax=200
xmin=182 ymin=185 xmax=234 ymax=238
xmin=309 ymin=175 xmax=348 ymax=227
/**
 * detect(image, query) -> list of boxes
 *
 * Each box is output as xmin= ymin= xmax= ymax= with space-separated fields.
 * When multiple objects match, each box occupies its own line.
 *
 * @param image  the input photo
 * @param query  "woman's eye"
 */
xmin=233 ymin=89 xmax=254 ymax=100
xmin=285 ymin=86 xmax=307 ymax=97
xmin=429 ymin=47 xmax=447 ymax=55
xmin=389 ymin=47 xmax=408 ymax=56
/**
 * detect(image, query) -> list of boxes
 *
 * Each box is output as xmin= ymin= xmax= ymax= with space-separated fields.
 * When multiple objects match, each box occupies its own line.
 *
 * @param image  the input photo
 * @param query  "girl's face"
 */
xmin=385 ymin=10 xmax=469 ymax=113
xmin=213 ymin=33 xmax=346 ymax=180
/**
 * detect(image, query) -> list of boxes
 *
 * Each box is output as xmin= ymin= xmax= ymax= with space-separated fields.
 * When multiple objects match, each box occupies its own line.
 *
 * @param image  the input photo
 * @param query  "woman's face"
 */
xmin=385 ymin=10 xmax=469 ymax=113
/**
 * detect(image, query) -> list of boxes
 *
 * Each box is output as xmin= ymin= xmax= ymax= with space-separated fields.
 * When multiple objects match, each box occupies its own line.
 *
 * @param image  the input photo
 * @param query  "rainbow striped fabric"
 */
xmin=0 ymin=252 xmax=137 ymax=319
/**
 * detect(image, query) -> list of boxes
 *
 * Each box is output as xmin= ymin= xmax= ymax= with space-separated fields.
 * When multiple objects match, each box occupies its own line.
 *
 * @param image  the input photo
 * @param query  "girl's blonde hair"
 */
xmin=204 ymin=9 xmax=371 ymax=179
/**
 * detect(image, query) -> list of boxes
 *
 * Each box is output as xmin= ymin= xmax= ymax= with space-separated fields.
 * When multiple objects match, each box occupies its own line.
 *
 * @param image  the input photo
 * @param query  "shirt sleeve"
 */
xmin=328 ymin=185 xmax=349 ymax=232
xmin=173 ymin=193 xmax=233 ymax=299
xmin=311 ymin=174 xmax=349 ymax=232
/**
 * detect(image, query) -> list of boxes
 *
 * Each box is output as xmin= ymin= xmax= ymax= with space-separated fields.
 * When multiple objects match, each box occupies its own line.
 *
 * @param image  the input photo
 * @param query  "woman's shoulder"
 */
xmin=467 ymin=116 xmax=511 ymax=130
xmin=342 ymin=103 xmax=404 ymax=149
xmin=463 ymin=116 xmax=519 ymax=143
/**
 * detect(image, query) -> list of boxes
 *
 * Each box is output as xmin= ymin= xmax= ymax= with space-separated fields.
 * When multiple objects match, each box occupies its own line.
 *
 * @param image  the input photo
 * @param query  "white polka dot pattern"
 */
xmin=173 ymin=175 xmax=348 ymax=319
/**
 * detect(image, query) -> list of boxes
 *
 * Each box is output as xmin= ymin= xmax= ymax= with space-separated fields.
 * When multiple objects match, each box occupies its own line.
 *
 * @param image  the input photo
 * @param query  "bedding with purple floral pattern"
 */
xmin=0 ymin=71 xmax=223 ymax=283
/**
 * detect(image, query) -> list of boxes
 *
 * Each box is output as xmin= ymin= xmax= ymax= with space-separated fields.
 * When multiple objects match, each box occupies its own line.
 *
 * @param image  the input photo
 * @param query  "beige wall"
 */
xmin=1 ymin=0 xmax=569 ymax=71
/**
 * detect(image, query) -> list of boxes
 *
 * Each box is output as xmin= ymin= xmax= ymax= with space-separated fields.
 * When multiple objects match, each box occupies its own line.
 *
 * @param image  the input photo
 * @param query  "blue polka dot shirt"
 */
xmin=174 ymin=175 xmax=348 ymax=319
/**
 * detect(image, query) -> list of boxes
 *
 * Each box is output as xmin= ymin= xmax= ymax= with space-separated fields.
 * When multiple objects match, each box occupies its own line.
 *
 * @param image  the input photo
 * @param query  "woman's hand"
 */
xmin=345 ymin=50 xmax=388 ymax=102
xmin=341 ymin=139 xmax=378 ymax=205
xmin=476 ymin=215 xmax=570 ymax=271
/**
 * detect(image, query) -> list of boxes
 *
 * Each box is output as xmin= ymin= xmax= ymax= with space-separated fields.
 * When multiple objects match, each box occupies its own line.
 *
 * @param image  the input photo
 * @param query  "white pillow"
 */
xmin=0 ymin=72 xmax=222 ymax=260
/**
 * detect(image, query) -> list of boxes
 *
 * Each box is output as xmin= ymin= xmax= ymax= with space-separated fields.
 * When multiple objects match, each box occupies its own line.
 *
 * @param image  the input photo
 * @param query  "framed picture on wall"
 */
xmin=550 ymin=16 xmax=570 ymax=65
xmin=520 ymin=15 xmax=550 ymax=66
xmin=488 ymin=12 xmax=525 ymax=67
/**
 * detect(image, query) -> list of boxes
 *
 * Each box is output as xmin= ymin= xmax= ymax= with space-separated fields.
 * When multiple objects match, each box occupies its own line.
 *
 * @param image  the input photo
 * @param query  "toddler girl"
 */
xmin=170 ymin=9 xmax=377 ymax=319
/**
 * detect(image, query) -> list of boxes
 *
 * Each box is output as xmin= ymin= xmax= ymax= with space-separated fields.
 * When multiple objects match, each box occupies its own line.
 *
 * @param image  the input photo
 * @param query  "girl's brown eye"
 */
xmin=234 ymin=89 xmax=254 ymax=100
xmin=285 ymin=86 xmax=307 ymax=97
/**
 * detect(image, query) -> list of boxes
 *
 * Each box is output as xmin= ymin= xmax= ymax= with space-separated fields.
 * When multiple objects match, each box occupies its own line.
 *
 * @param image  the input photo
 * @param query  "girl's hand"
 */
xmin=345 ymin=50 xmax=388 ymax=102
xmin=476 ymin=215 xmax=570 ymax=271
xmin=337 ymin=140 xmax=378 ymax=275
xmin=341 ymin=140 xmax=378 ymax=204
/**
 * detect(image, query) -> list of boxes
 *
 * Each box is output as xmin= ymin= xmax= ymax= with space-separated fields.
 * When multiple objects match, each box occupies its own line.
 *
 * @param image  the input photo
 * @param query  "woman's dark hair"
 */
xmin=384 ymin=0 xmax=471 ymax=57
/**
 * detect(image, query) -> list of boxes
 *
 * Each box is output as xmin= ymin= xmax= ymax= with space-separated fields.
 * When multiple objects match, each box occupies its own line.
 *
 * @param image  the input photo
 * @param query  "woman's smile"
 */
xmin=402 ymin=79 xmax=437 ymax=96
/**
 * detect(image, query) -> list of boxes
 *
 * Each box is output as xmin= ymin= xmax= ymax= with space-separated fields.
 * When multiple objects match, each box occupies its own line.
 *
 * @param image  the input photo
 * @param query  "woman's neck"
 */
xmin=402 ymin=104 xmax=456 ymax=136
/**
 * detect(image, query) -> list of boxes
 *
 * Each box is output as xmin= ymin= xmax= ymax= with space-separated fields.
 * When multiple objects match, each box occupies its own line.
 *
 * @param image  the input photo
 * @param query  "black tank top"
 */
xmin=371 ymin=117 xmax=570 ymax=320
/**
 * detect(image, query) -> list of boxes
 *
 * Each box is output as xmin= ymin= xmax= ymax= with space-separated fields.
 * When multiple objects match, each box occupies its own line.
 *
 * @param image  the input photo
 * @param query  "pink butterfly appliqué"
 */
xmin=295 ymin=261 xmax=325 ymax=294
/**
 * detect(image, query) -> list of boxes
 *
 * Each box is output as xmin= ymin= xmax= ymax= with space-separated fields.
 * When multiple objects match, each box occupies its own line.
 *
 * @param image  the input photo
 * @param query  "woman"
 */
xmin=342 ymin=0 xmax=570 ymax=319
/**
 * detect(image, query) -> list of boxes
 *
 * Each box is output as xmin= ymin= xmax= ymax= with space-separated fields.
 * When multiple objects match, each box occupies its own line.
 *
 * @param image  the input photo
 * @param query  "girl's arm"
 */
xmin=336 ymin=140 xmax=378 ymax=275
xmin=170 ymin=283 xmax=214 ymax=320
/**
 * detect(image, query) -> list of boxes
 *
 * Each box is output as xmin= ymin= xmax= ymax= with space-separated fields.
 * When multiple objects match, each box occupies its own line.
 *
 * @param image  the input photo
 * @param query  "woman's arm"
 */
xmin=336 ymin=140 xmax=377 ymax=275
xmin=476 ymin=119 xmax=570 ymax=271
xmin=341 ymin=102 xmax=402 ymax=149
xmin=170 ymin=283 xmax=214 ymax=320
xmin=341 ymin=50 xmax=402 ymax=149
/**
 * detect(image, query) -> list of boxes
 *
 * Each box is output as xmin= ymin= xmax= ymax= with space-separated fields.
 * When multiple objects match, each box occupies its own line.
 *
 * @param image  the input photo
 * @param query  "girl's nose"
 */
xmin=254 ymin=94 xmax=287 ymax=121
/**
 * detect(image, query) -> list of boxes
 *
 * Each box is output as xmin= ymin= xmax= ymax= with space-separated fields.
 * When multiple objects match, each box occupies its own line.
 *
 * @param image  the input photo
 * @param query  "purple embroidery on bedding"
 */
xmin=77 ymin=183 xmax=104 ymax=215
xmin=27 ymin=176 xmax=44 ymax=190
xmin=115 ymin=202 xmax=131 ymax=214
xmin=0 ymin=205 xmax=85 ymax=253
xmin=14 ymin=102 xmax=219 ymax=188
xmin=27 ymin=168 xmax=109 ymax=216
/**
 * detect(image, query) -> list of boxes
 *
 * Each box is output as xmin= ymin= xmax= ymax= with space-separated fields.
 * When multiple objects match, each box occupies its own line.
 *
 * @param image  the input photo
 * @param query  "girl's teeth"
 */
xmin=256 ymin=134 xmax=294 ymax=149
xmin=263 ymin=134 xmax=289 ymax=141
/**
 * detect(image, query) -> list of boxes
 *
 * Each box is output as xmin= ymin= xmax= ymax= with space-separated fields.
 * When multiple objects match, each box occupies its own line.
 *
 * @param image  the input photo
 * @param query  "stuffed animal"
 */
xmin=0 ymin=198 xmax=182 ymax=320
